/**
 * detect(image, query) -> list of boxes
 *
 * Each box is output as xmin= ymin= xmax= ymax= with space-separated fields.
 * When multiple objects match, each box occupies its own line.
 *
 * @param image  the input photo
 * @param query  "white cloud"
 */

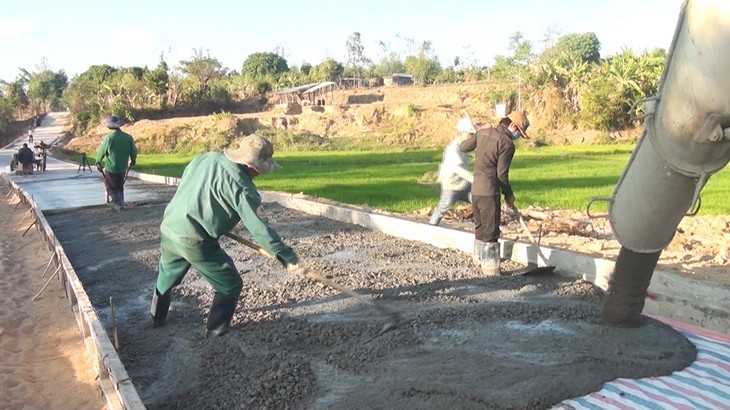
xmin=108 ymin=28 xmax=156 ymax=49
xmin=0 ymin=19 xmax=33 ymax=39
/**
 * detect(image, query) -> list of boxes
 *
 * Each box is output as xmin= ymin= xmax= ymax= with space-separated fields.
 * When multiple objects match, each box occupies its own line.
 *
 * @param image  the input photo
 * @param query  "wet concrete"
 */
xmin=45 ymin=192 xmax=697 ymax=409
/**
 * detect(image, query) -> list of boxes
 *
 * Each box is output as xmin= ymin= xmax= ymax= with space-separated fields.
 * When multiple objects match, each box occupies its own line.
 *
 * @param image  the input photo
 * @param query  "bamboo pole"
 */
xmin=110 ymin=297 xmax=119 ymax=350
xmin=32 ymin=265 xmax=62 ymax=301
xmin=22 ymin=218 xmax=37 ymax=236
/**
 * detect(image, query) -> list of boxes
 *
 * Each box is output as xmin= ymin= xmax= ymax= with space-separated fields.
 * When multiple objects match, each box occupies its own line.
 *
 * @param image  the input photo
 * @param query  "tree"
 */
xmin=4 ymin=79 xmax=29 ymax=111
xmin=541 ymin=25 xmax=562 ymax=50
xmin=489 ymin=32 xmax=536 ymax=82
xmin=0 ymin=94 xmax=14 ymax=133
xmin=373 ymin=52 xmax=405 ymax=78
xmin=106 ymin=67 xmax=147 ymax=111
xmin=579 ymin=49 xmax=664 ymax=130
xmin=143 ymin=59 xmax=170 ymax=107
xmin=509 ymin=31 xmax=536 ymax=83
xmin=300 ymin=62 xmax=312 ymax=76
xmin=241 ymin=52 xmax=289 ymax=79
xmin=313 ymin=58 xmax=344 ymax=82
xmin=345 ymin=32 xmax=370 ymax=78
xmin=179 ymin=48 xmax=226 ymax=101
xmin=23 ymin=67 xmax=68 ymax=112
xmin=403 ymin=41 xmax=442 ymax=85
xmin=541 ymin=32 xmax=601 ymax=66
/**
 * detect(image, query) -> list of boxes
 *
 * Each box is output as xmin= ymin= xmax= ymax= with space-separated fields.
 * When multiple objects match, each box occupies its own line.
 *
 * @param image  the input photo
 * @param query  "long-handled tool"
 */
xmin=96 ymin=162 xmax=112 ymax=204
xmin=223 ymin=232 xmax=401 ymax=334
xmin=508 ymin=204 xmax=557 ymax=276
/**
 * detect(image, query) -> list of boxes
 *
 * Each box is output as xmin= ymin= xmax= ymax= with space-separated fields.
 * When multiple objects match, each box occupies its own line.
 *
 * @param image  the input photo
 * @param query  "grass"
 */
xmin=79 ymin=144 xmax=730 ymax=215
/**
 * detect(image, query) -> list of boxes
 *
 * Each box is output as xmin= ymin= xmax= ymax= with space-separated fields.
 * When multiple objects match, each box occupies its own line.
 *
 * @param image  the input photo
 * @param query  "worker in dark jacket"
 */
xmin=459 ymin=111 xmax=530 ymax=275
xmin=17 ymin=143 xmax=35 ymax=173
xmin=96 ymin=116 xmax=137 ymax=210
xmin=150 ymin=134 xmax=304 ymax=337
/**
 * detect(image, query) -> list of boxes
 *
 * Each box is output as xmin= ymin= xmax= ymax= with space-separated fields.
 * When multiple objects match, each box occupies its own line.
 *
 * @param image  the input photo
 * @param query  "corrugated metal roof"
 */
xmin=275 ymin=82 xmax=320 ymax=95
xmin=276 ymin=81 xmax=337 ymax=95
xmin=300 ymin=81 xmax=336 ymax=94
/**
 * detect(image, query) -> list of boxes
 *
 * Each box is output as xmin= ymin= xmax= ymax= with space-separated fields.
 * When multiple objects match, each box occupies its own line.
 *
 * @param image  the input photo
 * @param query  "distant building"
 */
xmin=383 ymin=73 xmax=414 ymax=87
xmin=275 ymin=81 xmax=337 ymax=107
xmin=338 ymin=78 xmax=364 ymax=89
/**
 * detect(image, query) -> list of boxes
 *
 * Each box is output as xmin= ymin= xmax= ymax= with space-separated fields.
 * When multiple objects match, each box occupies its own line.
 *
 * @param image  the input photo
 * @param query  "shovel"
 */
xmin=96 ymin=162 xmax=112 ymax=204
xmin=508 ymin=203 xmax=556 ymax=276
xmin=223 ymin=232 xmax=401 ymax=335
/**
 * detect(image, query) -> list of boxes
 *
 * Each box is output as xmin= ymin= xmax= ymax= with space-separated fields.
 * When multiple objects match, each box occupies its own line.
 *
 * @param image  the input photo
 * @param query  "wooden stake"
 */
xmin=22 ymin=218 xmax=36 ymax=236
xmin=41 ymin=253 xmax=55 ymax=278
xmin=110 ymin=297 xmax=119 ymax=350
xmin=17 ymin=208 xmax=33 ymax=227
xmin=32 ymin=265 xmax=62 ymax=301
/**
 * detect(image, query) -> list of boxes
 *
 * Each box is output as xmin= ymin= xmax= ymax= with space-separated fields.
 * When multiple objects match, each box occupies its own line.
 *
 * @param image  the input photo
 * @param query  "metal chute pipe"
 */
xmin=608 ymin=0 xmax=730 ymax=253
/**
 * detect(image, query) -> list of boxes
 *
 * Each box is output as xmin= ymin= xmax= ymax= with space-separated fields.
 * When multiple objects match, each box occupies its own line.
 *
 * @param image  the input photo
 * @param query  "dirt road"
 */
xmin=0 ymin=183 xmax=106 ymax=409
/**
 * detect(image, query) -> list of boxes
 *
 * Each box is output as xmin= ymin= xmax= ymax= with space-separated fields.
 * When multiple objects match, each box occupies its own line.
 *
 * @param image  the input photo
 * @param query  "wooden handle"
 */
xmin=509 ymin=204 xmax=551 ymax=266
xmin=223 ymin=231 xmax=401 ymax=322
xmin=223 ymin=232 xmax=275 ymax=260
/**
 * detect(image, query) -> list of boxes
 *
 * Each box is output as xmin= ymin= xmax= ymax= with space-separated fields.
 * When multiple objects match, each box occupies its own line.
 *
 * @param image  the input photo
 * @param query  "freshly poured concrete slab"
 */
xmin=13 ymin=174 xmax=160 ymax=212
xmin=2 ymin=155 xmax=159 ymax=212
xmin=1 ymin=113 xmax=159 ymax=212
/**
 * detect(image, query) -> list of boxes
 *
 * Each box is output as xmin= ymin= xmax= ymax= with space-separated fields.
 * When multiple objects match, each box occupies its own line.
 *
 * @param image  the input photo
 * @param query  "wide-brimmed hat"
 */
xmin=224 ymin=134 xmax=280 ymax=173
xmin=506 ymin=111 xmax=530 ymax=139
xmin=105 ymin=116 xmax=126 ymax=128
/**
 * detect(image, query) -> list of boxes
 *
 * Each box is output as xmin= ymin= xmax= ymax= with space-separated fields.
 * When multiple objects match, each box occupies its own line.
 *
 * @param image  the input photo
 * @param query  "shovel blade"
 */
xmin=519 ymin=263 xmax=556 ymax=276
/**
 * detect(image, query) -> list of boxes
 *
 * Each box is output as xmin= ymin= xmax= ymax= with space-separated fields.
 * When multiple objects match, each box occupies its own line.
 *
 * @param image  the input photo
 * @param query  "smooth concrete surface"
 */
xmin=2 ymin=113 xmax=160 ymax=211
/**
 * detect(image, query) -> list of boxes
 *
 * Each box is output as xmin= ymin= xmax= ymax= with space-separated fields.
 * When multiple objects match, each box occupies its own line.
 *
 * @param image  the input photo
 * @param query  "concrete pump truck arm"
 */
xmin=596 ymin=0 xmax=730 ymax=326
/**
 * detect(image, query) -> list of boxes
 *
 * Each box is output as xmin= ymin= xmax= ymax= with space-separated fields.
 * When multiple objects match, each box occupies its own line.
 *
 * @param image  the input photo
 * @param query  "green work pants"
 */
xmin=155 ymin=233 xmax=242 ymax=297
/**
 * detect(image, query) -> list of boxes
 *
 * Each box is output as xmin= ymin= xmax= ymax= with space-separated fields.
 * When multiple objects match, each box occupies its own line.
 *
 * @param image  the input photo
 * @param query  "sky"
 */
xmin=0 ymin=0 xmax=685 ymax=82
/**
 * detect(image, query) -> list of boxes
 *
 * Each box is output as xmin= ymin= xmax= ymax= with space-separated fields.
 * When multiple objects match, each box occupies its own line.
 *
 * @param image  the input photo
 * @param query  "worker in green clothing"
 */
xmin=96 ymin=116 xmax=137 ymax=210
xmin=150 ymin=134 xmax=305 ymax=337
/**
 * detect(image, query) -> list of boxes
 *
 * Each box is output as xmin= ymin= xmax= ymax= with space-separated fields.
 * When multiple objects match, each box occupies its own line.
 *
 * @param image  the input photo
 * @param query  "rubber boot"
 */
xmin=150 ymin=288 xmax=172 ymax=328
xmin=112 ymin=192 xmax=123 ymax=210
xmin=472 ymin=239 xmax=485 ymax=265
xmin=480 ymin=241 xmax=501 ymax=276
xmin=205 ymin=293 xmax=238 ymax=337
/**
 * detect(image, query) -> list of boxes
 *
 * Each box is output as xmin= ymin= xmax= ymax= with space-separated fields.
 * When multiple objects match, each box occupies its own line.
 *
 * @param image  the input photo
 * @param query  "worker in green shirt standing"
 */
xmin=96 ymin=116 xmax=137 ymax=210
xmin=150 ymin=134 xmax=304 ymax=337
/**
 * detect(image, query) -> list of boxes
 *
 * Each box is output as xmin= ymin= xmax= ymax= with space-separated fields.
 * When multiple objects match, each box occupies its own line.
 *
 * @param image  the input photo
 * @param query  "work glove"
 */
xmin=287 ymin=262 xmax=308 ymax=276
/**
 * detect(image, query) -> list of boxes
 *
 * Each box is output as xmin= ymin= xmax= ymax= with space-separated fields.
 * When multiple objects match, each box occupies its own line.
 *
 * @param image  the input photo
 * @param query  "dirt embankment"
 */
xmin=63 ymin=84 xmax=627 ymax=155
xmin=0 ymin=114 xmax=45 ymax=148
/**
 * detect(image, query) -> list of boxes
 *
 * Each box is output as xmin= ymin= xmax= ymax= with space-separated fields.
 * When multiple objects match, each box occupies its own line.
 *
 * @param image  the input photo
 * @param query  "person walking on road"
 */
xmin=429 ymin=117 xmax=476 ymax=226
xmin=95 ymin=116 xmax=137 ymax=210
xmin=17 ymin=143 xmax=35 ymax=174
xmin=150 ymin=134 xmax=305 ymax=337
xmin=459 ymin=111 xmax=530 ymax=275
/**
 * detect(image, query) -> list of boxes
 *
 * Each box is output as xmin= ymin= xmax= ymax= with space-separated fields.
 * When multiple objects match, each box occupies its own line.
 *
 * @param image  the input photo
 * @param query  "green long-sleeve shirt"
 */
xmin=96 ymin=129 xmax=137 ymax=173
xmin=160 ymin=152 xmax=298 ymax=265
